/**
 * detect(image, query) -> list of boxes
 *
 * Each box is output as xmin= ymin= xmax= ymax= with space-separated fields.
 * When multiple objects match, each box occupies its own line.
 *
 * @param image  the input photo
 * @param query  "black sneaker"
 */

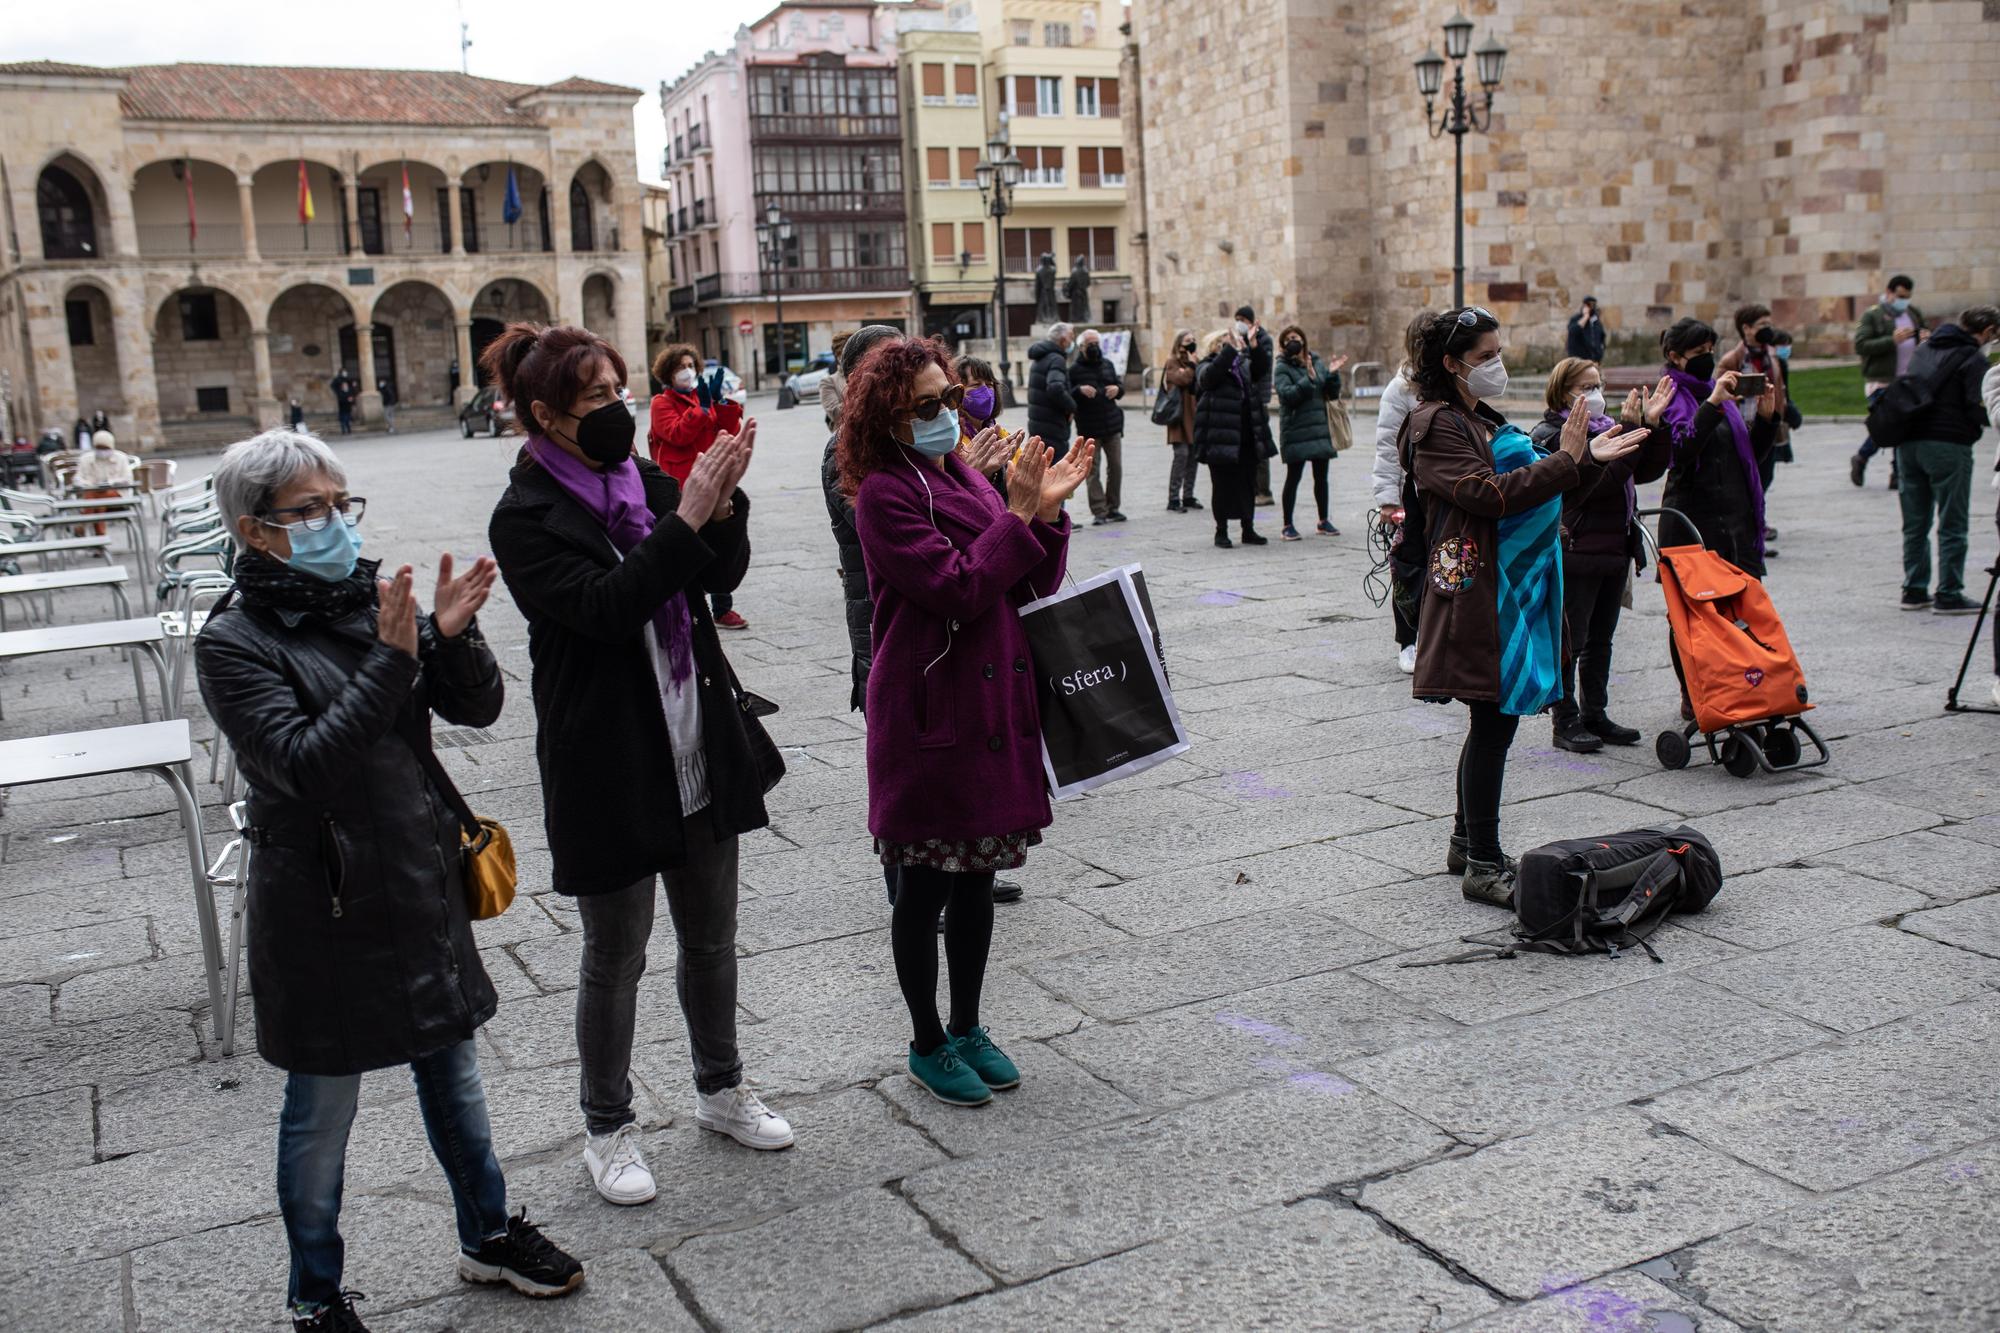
xmin=294 ymin=1293 xmax=370 ymax=1333
xmin=1167 ymin=502 xmax=1184 ymax=513
xmin=991 ymin=878 xmax=1025 ymax=904
xmin=1849 ymin=453 xmax=1866 ymax=487
xmin=1240 ymin=529 xmax=1269 ymax=546
xmin=1182 ymin=497 xmax=1204 ymax=510
xmin=458 ymin=1210 xmax=584 ymax=1299
xmin=1108 ymin=511 xmax=1128 ymax=522
xmin=1090 ymin=515 xmax=1110 ymax=526
xmin=1552 ymin=715 xmax=1604 ymax=753
xmin=1584 ymin=713 xmax=1642 ymax=747
xmin=1901 ymin=588 xmax=1933 ymax=611
xmin=1934 ymin=592 xmax=1980 ymax=616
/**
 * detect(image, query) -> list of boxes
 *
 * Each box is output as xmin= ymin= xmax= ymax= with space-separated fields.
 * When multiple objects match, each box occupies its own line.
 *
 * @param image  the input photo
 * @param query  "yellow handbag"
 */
xmin=402 ymin=723 xmax=517 ymax=920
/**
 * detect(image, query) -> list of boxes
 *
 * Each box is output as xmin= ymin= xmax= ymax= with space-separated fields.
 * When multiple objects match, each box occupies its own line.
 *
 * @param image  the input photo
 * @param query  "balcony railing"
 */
xmin=669 ymin=284 xmax=696 ymax=312
xmin=1077 ymin=174 xmax=1128 ymax=190
xmin=752 ymin=113 xmax=899 ymax=140
xmin=673 ymin=136 xmax=685 ymax=161
xmin=676 ymin=207 xmax=689 ymax=232
xmin=469 ymin=222 xmax=552 ymax=254
xmin=136 ymin=223 xmax=244 ymax=258
xmin=754 ymin=191 xmax=905 ymax=219
xmin=693 ymin=199 xmax=710 ymax=227
xmin=694 ymin=273 xmax=721 ymax=303
xmin=717 ymin=267 xmax=908 ymax=297
xmin=688 ymin=124 xmax=710 ymax=153
xmin=256 ymin=222 xmax=350 ymax=256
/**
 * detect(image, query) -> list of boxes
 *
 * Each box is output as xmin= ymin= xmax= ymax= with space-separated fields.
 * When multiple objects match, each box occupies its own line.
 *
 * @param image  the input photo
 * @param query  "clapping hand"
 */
xmin=1041 ymin=438 xmax=1096 ymax=521
xmin=1328 ymin=355 xmax=1350 ymax=374
xmin=678 ymin=424 xmax=754 ymax=528
xmin=432 ymin=552 xmax=498 ymax=639
xmin=1077 ymin=383 xmax=1099 ymax=398
xmin=1586 ymin=423 xmax=1650 ymax=463
xmin=958 ymin=424 xmax=1013 ymax=475
xmin=376 ymin=564 xmax=419 ymax=658
xmin=1004 ymin=437 xmax=1050 ymax=520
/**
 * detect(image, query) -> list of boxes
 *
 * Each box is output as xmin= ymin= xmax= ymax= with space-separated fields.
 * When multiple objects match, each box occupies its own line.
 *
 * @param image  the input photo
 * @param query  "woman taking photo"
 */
xmin=486 ymin=323 xmax=792 ymax=1212
xmin=837 ymin=336 xmax=1093 ymax=1107
xmin=1160 ymin=330 xmax=1201 ymax=513
xmin=648 ymin=342 xmax=752 ymax=630
xmin=1403 ymin=308 xmax=1645 ymax=905
xmin=1657 ymin=317 xmax=1778 ymax=578
xmin=1272 ymin=325 xmax=1348 ymax=540
xmin=197 ymin=430 xmax=583 ymax=1330
xmin=1193 ymin=327 xmax=1271 ymax=548
xmin=1528 ymin=358 xmax=1675 ymax=753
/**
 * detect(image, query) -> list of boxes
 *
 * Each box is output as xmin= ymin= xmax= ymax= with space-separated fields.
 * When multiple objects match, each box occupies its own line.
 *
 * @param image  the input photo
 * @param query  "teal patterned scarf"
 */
xmin=1492 ymin=424 xmax=1564 ymax=716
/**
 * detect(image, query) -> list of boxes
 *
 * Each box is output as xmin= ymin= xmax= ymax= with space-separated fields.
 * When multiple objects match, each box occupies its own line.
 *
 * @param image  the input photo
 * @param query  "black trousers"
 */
xmin=890 ymin=866 xmax=994 ymax=1054
xmin=1282 ymin=458 xmax=1330 ymax=528
xmin=1453 ymin=700 xmax=1520 ymax=863
xmin=1557 ymin=568 xmax=1627 ymax=719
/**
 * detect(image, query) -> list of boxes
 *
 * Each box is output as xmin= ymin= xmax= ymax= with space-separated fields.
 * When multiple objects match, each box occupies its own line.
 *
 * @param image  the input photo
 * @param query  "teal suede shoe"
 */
xmin=950 ymin=1026 xmax=1020 ymax=1091
xmin=908 ymin=1041 xmax=992 ymax=1106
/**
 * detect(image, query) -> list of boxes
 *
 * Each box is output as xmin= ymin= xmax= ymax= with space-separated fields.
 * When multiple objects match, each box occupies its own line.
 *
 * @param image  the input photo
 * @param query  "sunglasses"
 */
xmin=909 ymin=383 xmax=966 ymax=421
xmin=1455 ymin=306 xmax=1496 ymax=326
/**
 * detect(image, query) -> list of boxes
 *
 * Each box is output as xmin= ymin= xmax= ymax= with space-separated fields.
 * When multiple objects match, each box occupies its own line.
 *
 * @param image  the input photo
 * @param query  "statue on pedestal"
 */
xmin=1064 ymin=257 xmax=1092 ymax=324
xmin=1033 ymin=252 xmax=1060 ymax=324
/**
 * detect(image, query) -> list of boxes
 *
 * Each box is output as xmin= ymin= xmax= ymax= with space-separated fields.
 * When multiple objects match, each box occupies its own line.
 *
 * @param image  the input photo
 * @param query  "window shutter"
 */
xmin=958 ymin=147 xmax=979 ymax=182
xmin=921 ymin=64 xmax=945 ymax=98
xmin=1013 ymin=75 xmax=1037 ymax=116
xmin=963 ymin=222 xmax=985 ymax=260
xmin=926 ymin=147 xmax=950 ymax=182
xmin=932 ymin=221 xmax=954 ymax=260
xmin=1105 ymin=146 xmax=1125 ymax=176
xmin=1100 ymin=78 xmax=1119 ymax=115
xmin=953 ymin=64 xmax=977 ymax=97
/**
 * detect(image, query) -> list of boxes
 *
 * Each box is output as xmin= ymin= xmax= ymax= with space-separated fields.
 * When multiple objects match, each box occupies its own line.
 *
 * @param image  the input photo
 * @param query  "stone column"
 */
xmin=113 ymin=283 xmax=164 ymax=450
xmin=342 ymin=169 xmax=363 ymax=255
xmin=353 ymin=323 xmax=381 ymax=425
xmin=249 ymin=326 xmax=281 ymax=430
xmin=454 ymin=319 xmax=476 ymax=406
xmin=25 ymin=276 xmax=78 ymax=431
xmin=446 ymin=179 xmax=464 ymax=257
xmin=237 ymin=176 xmax=261 ymax=263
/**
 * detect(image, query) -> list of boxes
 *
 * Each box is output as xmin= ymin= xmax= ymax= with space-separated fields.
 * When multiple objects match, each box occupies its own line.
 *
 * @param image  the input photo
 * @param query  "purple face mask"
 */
xmin=962 ymin=385 xmax=997 ymax=422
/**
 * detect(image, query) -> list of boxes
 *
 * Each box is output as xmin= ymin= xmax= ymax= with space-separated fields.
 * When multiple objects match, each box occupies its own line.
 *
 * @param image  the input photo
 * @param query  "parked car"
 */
xmin=457 ymin=386 xmax=515 ymax=437
xmin=703 ymin=360 xmax=744 ymax=397
xmin=786 ymin=352 xmax=839 ymax=400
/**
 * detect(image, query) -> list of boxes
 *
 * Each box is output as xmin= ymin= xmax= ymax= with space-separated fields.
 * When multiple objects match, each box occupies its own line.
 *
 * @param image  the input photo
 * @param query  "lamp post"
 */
xmin=974 ymin=123 xmax=1025 ymax=407
xmin=1414 ymin=13 xmax=1508 ymax=309
xmin=756 ymin=200 xmax=796 ymax=409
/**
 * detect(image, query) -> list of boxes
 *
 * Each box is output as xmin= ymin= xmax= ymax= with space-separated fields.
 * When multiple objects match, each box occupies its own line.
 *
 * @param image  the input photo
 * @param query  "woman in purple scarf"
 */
xmin=1657 ymin=317 xmax=1779 ymax=578
xmin=485 ymin=323 xmax=794 ymax=1216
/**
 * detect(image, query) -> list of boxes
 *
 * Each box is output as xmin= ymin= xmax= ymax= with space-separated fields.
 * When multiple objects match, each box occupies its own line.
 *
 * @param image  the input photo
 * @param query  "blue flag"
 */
xmin=502 ymin=166 xmax=522 ymax=224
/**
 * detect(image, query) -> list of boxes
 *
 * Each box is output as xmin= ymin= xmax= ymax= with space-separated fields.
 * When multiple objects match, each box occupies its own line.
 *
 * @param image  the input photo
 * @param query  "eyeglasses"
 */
xmin=909 ymin=383 xmax=966 ymax=421
xmin=259 ymin=496 xmax=366 ymax=532
xmin=1455 ymin=306 xmax=1496 ymax=326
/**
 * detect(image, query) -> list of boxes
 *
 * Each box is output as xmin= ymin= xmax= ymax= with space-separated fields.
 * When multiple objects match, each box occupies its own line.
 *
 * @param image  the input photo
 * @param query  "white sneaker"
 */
xmin=695 ymin=1082 xmax=795 ymax=1151
xmin=583 ymin=1123 xmax=656 ymax=1205
xmin=1398 ymin=644 xmax=1418 ymax=675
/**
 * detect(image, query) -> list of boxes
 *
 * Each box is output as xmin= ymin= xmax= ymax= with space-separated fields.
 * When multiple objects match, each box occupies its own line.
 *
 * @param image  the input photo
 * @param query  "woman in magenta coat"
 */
xmin=838 ymin=335 xmax=1095 ymax=1109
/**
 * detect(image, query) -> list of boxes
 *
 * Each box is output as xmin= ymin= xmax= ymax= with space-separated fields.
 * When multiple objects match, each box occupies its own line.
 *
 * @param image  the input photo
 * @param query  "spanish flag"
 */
xmin=297 ymin=160 xmax=315 ymax=224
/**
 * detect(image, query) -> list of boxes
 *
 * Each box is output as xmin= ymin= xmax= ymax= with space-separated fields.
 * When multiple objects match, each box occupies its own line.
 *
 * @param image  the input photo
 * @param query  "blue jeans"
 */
xmin=276 ymin=1039 xmax=507 ymax=1313
xmin=711 ymin=590 xmax=734 ymax=618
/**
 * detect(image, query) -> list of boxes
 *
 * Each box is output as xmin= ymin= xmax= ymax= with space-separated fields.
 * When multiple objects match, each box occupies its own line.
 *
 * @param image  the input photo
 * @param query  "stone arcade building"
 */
xmin=0 ymin=61 xmax=649 ymax=449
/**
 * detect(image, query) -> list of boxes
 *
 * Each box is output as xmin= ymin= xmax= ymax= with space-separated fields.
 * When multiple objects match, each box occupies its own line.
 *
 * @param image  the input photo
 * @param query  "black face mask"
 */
xmin=1082 ymin=345 xmax=1100 ymax=361
xmin=1754 ymin=326 xmax=1777 ymax=346
xmin=1283 ymin=342 xmax=1304 ymax=356
xmin=557 ymin=400 xmax=636 ymax=465
xmin=1682 ymin=353 xmax=1716 ymax=382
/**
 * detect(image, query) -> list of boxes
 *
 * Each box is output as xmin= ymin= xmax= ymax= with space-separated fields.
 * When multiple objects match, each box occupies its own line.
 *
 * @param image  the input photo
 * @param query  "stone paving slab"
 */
xmin=2 ymin=417 xmax=1998 ymax=1328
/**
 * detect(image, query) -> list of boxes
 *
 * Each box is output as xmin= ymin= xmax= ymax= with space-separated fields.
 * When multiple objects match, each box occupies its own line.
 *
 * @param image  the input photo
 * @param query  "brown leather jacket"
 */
xmin=1405 ymin=399 xmax=1590 ymax=704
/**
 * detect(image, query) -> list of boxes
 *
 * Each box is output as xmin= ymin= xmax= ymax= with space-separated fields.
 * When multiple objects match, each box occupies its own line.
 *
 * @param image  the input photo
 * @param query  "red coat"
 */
xmin=648 ymin=389 xmax=744 ymax=482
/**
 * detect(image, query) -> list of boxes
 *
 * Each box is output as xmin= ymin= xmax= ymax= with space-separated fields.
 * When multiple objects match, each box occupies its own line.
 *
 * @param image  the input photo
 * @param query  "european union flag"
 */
xmin=502 ymin=166 xmax=523 ymax=225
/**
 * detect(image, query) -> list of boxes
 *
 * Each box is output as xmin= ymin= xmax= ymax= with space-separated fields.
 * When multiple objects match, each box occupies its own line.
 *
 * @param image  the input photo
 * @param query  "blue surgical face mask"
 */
xmin=906 ymin=407 xmax=960 ymax=457
xmin=1774 ymin=345 xmax=1791 ymax=361
xmin=280 ymin=519 xmax=364 ymax=582
xmin=1889 ymin=296 xmax=1911 ymax=313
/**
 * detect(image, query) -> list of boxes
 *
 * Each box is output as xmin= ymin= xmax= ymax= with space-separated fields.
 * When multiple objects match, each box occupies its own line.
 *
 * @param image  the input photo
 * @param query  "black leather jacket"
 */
xmin=195 ymin=588 xmax=503 ymax=1076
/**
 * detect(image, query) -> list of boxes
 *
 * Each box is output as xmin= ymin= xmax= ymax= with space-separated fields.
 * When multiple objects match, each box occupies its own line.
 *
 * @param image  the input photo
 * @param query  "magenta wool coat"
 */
xmin=853 ymin=452 xmax=1070 ymax=845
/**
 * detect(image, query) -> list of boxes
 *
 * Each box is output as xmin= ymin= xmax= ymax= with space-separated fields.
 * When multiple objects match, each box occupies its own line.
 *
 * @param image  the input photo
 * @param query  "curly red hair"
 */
xmin=835 ymin=335 xmax=957 ymax=497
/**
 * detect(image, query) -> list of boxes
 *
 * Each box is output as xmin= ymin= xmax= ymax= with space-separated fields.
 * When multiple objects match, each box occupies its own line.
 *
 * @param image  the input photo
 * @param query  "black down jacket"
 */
xmin=822 ymin=434 xmax=872 ymax=711
xmin=195 ymin=584 xmax=503 ymax=1077
xmin=1068 ymin=346 xmax=1125 ymax=439
xmin=1193 ymin=344 xmax=1273 ymax=465
xmin=1025 ymin=338 xmax=1075 ymax=452
xmin=488 ymin=453 xmax=770 ymax=896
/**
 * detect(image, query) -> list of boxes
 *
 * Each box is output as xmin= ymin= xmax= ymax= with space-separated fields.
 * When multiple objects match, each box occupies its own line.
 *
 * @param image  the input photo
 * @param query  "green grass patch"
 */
xmin=1784 ymin=364 xmax=1867 ymax=417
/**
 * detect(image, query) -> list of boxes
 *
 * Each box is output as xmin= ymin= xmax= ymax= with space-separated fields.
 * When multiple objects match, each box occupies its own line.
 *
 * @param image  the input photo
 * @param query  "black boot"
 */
xmin=1552 ymin=712 xmax=1604 ymax=754
xmin=1584 ymin=712 xmax=1642 ymax=746
xmin=1214 ymin=524 xmax=1234 ymax=549
xmin=1240 ymin=526 xmax=1269 ymax=546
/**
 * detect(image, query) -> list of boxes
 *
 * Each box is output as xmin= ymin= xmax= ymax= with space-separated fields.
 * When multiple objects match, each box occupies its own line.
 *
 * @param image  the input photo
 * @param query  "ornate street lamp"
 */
xmin=1414 ymin=14 xmax=1508 ymax=308
xmin=973 ymin=123 xmax=1025 ymax=406
xmin=758 ymin=200 xmax=796 ymax=408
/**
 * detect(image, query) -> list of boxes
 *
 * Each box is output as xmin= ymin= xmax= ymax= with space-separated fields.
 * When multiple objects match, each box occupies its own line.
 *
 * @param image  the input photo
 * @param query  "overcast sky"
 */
xmin=3 ymin=0 xmax=775 ymax=185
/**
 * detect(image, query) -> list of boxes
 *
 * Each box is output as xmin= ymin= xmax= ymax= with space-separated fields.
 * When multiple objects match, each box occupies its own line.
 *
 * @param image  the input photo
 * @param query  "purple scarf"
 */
xmin=1661 ymin=366 xmax=1763 ymax=559
xmin=528 ymin=438 xmax=694 ymax=684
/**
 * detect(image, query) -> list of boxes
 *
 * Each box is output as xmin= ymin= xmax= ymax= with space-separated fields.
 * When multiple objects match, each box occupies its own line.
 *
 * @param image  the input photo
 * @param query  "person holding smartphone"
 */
xmin=1658 ymin=317 xmax=1779 ymax=580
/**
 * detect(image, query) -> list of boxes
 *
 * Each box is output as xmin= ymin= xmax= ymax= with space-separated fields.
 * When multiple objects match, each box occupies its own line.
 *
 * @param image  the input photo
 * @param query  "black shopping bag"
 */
xmin=1018 ymin=563 xmax=1191 ymax=799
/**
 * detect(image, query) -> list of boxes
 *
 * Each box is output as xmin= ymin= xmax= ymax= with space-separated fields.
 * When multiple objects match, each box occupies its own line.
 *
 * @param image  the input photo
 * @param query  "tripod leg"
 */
xmin=1945 ymin=562 xmax=1999 ymax=713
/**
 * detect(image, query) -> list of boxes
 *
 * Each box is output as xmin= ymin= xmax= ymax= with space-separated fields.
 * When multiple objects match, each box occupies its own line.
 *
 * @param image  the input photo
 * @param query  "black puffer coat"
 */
xmin=1193 ymin=344 xmax=1272 ymax=465
xmin=1025 ymin=339 xmax=1075 ymax=451
xmin=1068 ymin=347 xmax=1125 ymax=438
xmin=1661 ymin=403 xmax=1775 ymax=578
xmin=489 ymin=454 xmax=769 ymax=895
xmin=195 ymin=579 xmax=503 ymax=1076
xmin=822 ymin=434 xmax=872 ymax=711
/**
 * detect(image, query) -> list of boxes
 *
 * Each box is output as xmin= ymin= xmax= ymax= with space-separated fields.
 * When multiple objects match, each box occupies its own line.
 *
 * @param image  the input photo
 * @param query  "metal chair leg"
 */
xmin=142 ymin=642 xmax=174 ymax=720
xmin=129 ymin=645 xmax=151 ymax=722
xmin=151 ymin=760 xmax=224 ymax=1049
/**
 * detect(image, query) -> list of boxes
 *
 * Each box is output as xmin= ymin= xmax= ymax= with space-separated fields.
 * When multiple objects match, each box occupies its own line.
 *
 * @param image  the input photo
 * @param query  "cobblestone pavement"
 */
xmin=2 ymin=405 xmax=1997 ymax=1332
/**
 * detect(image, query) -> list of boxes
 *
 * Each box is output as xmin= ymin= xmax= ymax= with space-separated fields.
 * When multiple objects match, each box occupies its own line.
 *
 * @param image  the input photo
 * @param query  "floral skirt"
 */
xmin=877 ymin=830 xmax=1042 ymax=873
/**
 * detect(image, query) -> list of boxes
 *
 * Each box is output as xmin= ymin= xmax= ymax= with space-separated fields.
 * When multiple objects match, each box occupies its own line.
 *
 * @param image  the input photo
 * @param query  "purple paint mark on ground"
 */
xmin=1945 ymin=1161 xmax=1981 ymax=1182
xmin=1214 ymin=1012 xmax=1306 ymax=1048
xmin=1222 ymin=770 xmax=1295 ymax=802
xmin=1835 ymin=1115 xmax=1865 ymax=1133
xmin=1539 ymin=1280 xmax=1655 ymax=1332
xmin=1089 ymin=527 xmax=1128 ymax=539
xmin=1288 ymin=1071 xmax=1355 ymax=1096
xmin=1197 ymin=589 xmax=1244 ymax=606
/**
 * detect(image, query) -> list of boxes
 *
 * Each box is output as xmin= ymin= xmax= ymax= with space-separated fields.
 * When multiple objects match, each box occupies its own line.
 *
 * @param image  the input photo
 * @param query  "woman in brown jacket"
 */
xmin=1161 ymin=330 xmax=1201 ymax=512
xmin=1400 ymin=307 xmax=1647 ymax=905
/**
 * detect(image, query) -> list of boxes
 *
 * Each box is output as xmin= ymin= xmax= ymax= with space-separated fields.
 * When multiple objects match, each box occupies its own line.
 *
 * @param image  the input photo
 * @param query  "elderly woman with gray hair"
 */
xmin=194 ymin=430 xmax=582 ymax=1332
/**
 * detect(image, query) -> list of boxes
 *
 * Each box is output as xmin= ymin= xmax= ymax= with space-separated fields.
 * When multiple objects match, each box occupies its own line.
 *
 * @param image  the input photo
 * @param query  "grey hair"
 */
xmin=1048 ymin=322 xmax=1074 ymax=344
xmin=214 ymin=429 xmax=348 ymax=536
xmin=1079 ymin=327 xmax=1102 ymax=344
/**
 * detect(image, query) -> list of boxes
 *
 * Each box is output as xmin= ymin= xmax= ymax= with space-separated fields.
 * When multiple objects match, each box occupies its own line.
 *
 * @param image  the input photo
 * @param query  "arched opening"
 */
xmin=267 ymin=284 xmax=358 ymax=416
xmin=371 ymin=281 xmax=456 ymax=407
xmin=249 ymin=160 xmax=347 ymax=257
xmin=459 ymin=162 xmax=550 ymax=255
xmin=354 ymin=160 xmax=453 ymax=256
xmin=151 ymin=286 xmax=255 ymax=426
xmin=38 ymin=157 xmax=104 ymax=259
xmin=64 ymin=283 xmax=124 ymax=416
xmin=569 ymin=160 xmax=615 ymax=253
xmin=581 ymin=273 xmax=617 ymax=342
xmin=133 ymin=158 xmax=241 ymax=257
xmin=469 ymin=279 xmax=552 ymax=385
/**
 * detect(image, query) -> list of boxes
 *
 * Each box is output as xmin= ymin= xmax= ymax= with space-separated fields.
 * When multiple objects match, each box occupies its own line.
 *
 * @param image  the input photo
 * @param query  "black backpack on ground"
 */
xmin=1865 ymin=345 xmax=1981 ymax=449
xmin=1404 ymin=825 xmax=1723 ymax=966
